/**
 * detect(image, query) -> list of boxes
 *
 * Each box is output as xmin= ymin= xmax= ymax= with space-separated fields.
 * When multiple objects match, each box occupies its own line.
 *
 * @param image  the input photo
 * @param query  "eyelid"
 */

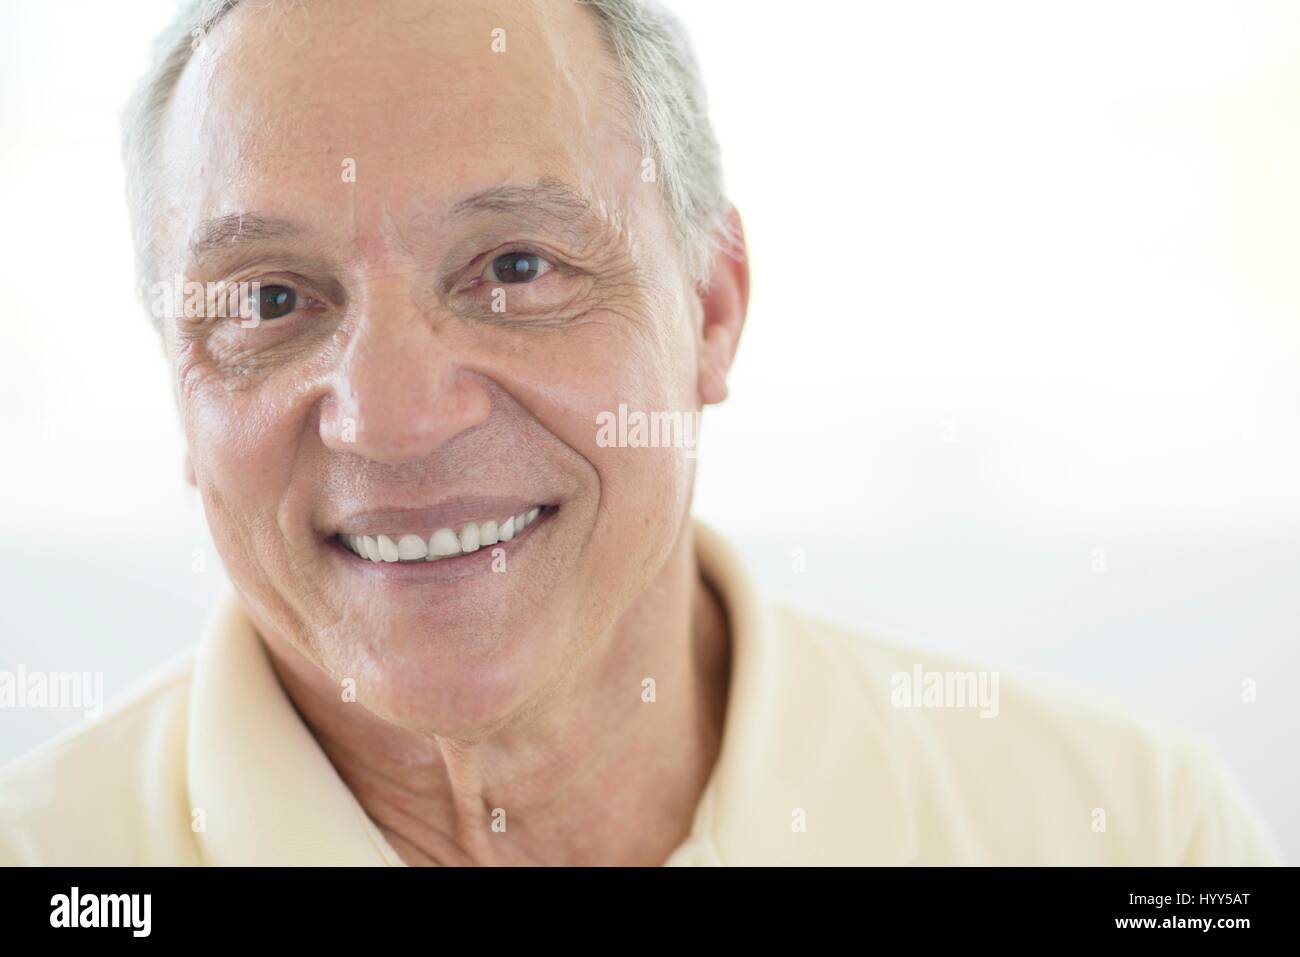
xmin=226 ymin=279 xmax=325 ymax=327
xmin=485 ymin=250 xmax=554 ymax=283
xmin=461 ymin=244 xmax=564 ymax=289
xmin=263 ymin=282 xmax=321 ymax=306
xmin=245 ymin=276 xmax=330 ymax=310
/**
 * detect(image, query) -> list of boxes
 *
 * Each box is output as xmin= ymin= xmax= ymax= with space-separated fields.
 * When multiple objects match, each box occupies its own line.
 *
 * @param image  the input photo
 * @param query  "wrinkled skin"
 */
xmin=154 ymin=0 xmax=748 ymax=864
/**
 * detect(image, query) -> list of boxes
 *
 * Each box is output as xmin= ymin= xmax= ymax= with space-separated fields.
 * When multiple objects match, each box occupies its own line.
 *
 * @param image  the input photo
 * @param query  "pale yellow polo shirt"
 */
xmin=0 ymin=522 xmax=1283 ymax=865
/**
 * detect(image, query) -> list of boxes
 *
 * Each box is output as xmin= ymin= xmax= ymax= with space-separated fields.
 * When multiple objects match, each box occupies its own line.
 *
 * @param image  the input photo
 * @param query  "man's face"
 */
xmin=156 ymin=0 xmax=707 ymax=734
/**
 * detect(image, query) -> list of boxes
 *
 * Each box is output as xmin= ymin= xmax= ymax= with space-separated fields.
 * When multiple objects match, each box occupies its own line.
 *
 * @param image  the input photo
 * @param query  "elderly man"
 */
xmin=0 ymin=0 xmax=1282 ymax=866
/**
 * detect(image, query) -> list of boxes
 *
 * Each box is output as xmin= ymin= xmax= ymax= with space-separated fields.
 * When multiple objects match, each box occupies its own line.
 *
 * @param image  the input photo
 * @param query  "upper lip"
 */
xmin=325 ymin=496 xmax=552 ymax=537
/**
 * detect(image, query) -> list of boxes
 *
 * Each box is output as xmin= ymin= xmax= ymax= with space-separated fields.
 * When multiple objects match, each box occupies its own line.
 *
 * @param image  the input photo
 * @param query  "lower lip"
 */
xmin=326 ymin=507 xmax=557 ymax=585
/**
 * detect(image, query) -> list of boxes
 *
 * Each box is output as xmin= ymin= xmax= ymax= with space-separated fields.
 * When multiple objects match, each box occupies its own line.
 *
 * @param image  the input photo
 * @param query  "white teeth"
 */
xmin=429 ymin=527 xmax=461 ymax=558
xmin=397 ymin=533 xmax=428 ymax=561
xmin=345 ymin=507 xmax=546 ymax=562
xmin=377 ymin=534 xmax=400 ymax=562
xmin=459 ymin=522 xmax=481 ymax=553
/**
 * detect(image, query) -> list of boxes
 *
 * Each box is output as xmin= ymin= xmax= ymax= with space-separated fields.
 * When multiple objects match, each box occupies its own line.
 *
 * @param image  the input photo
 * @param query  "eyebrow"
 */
xmin=448 ymin=178 xmax=617 ymax=244
xmin=450 ymin=179 xmax=593 ymax=218
xmin=187 ymin=213 xmax=307 ymax=265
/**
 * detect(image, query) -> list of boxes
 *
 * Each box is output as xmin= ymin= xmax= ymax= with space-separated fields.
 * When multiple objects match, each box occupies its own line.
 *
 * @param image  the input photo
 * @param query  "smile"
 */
xmin=337 ymin=506 xmax=551 ymax=563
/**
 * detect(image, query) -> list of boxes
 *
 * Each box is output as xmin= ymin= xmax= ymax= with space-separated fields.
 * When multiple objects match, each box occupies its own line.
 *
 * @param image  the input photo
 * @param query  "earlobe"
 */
xmin=696 ymin=207 xmax=750 ymax=407
xmin=699 ymin=351 xmax=730 ymax=405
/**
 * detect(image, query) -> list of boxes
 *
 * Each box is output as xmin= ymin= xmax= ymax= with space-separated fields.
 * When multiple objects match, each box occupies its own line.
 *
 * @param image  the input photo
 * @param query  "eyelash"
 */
xmin=245 ymin=283 xmax=322 ymax=324
xmin=468 ymin=246 xmax=560 ymax=290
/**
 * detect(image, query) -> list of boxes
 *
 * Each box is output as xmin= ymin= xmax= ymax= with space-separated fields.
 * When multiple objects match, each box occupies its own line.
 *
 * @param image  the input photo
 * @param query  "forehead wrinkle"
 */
xmin=165 ymin=1 xmax=663 ymax=289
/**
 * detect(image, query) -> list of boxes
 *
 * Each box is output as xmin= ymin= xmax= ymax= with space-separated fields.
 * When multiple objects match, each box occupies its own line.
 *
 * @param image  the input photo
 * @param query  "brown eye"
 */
xmin=255 ymin=285 xmax=297 ymax=320
xmin=487 ymin=252 xmax=551 ymax=284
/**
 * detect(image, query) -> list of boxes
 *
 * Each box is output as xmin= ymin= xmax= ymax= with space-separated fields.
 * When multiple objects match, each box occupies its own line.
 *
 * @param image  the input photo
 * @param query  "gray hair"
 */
xmin=121 ymin=0 xmax=733 ymax=316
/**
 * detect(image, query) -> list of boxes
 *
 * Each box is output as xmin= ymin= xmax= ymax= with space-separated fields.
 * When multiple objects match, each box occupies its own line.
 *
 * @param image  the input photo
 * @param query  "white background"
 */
xmin=0 ymin=0 xmax=1296 ymax=860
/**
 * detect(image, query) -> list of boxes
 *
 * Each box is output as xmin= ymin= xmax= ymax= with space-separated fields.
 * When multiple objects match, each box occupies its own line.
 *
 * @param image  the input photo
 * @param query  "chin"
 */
xmin=333 ymin=611 xmax=570 ymax=737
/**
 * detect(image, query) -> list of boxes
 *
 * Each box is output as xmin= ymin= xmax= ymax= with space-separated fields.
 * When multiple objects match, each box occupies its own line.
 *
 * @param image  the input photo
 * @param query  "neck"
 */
xmin=266 ymin=522 xmax=731 ymax=866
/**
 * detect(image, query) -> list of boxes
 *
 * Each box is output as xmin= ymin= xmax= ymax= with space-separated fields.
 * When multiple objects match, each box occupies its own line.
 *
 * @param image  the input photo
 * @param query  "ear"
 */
xmin=184 ymin=450 xmax=197 ymax=488
xmin=697 ymin=207 xmax=750 ymax=406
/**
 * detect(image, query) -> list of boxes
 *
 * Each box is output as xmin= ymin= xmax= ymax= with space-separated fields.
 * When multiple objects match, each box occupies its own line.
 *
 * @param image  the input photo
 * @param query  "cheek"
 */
xmin=178 ymin=358 xmax=315 ymax=558
xmin=516 ymin=302 xmax=698 ymax=539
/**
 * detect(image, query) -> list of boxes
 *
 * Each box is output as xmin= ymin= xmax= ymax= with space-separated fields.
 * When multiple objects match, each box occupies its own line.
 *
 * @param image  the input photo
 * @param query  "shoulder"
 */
xmin=0 ymin=651 xmax=201 ymax=866
xmin=770 ymin=604 xmax=1283 ymax=865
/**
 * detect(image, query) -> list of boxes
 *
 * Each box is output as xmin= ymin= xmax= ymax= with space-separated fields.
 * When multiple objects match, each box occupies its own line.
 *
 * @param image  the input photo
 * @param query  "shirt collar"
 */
xmin=676 ymin=521 xmax=919 ymax=865
xmin=187 ymin=594 xmax=403 ymax=866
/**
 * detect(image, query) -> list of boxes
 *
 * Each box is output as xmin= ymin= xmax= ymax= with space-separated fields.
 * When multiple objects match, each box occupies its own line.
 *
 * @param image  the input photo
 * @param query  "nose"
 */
xmin=319 ymin=308 xmax=491 ymax=465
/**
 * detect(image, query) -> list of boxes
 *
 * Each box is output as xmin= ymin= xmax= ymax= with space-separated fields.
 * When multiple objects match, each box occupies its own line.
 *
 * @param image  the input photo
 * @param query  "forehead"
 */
xmin=159 ymin=0 xmax=643 ymax=258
